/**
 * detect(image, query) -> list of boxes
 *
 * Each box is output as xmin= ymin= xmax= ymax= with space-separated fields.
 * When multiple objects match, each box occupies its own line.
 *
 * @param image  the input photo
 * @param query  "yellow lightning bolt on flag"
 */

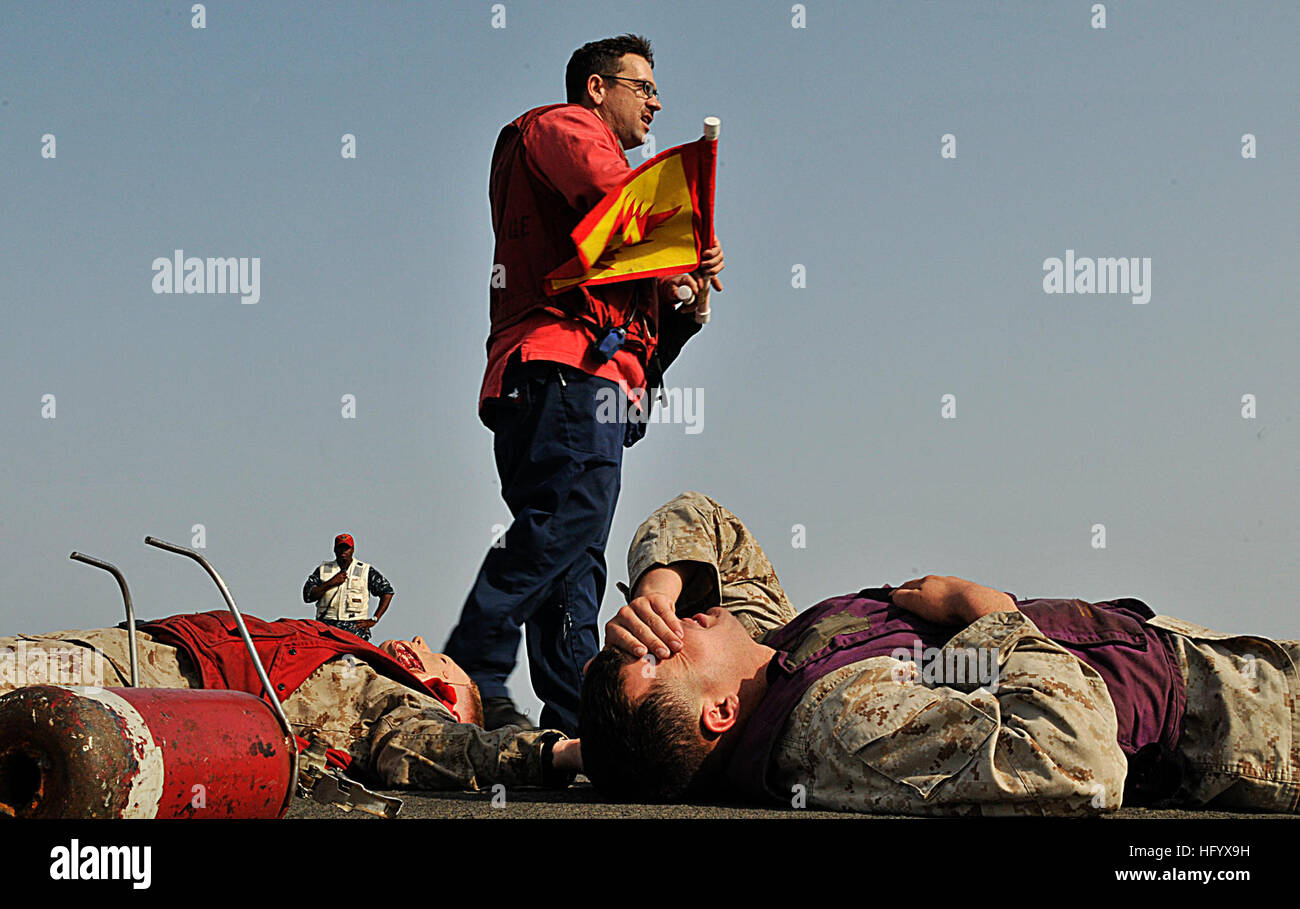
xmin=545 ymin=139 xmax=708 ymax=294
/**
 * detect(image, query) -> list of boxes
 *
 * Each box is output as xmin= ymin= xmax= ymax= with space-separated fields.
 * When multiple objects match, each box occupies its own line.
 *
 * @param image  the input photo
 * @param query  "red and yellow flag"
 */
xmin=544 ymin=136 xmax=716 ymax=295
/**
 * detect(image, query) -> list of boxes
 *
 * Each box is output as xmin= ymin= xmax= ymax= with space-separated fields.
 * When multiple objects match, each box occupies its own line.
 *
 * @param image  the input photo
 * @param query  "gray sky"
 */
xmin=3 ymin=1 xmax=1297 ymax=719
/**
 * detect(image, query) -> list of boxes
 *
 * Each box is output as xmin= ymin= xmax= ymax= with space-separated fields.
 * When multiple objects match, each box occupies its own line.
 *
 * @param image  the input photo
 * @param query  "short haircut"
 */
xmin=578 ymin=648 xmax=711 ymax=801
xmin=565 ymin=34 xmax=655 ymax=104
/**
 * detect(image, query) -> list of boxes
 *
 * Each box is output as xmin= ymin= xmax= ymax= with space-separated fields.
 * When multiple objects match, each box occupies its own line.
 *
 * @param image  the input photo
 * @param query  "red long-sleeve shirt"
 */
xmin=480 ymin=104 xmax=674 ymax=417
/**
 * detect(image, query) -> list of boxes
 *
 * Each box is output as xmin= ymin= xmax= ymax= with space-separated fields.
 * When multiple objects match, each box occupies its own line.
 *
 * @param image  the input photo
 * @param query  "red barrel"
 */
xmin=0 ymin=685 xmax=294 ymax=819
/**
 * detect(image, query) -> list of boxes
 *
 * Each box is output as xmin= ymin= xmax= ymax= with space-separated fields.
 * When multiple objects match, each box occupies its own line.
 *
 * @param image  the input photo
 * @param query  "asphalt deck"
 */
xmin=284 ymin=782 xmax=1297 ymax=820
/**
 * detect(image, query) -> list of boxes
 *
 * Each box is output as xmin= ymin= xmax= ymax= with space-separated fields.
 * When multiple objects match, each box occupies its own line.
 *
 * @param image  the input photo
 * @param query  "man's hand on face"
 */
xmin=890 ymin=575 xmax=1018 ymax=626
xmin=605 ymin=593 xmax=683 ymax=661
xmin=602 ymin=565 xmax=688 ymax=660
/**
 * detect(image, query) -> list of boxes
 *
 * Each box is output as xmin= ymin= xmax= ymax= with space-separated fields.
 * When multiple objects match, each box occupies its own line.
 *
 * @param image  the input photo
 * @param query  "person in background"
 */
xmin=304 ymin=533 xmax=394 ymax=642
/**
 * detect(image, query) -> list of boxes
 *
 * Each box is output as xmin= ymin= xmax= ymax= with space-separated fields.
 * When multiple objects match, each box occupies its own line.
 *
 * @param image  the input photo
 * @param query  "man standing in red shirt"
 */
xmin=444 ymin=34 xmax=724 ymax=734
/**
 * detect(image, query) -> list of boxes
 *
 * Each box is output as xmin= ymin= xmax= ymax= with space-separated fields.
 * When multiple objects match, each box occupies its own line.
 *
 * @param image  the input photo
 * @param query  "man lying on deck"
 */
xmin=0 ymin=612 xmax=581 ymax=794
xmin=579 ymin=491 xmax=1300 ymax=816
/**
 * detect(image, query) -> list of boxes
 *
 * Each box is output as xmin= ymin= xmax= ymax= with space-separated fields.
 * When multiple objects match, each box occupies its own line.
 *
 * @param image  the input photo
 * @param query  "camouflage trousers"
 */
xmin=1150 ymin=616 xmax=1300 ymax=812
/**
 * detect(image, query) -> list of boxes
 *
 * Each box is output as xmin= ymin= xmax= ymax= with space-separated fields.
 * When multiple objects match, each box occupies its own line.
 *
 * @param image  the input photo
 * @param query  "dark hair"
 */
xmin=565 ymin=34 xmax=654 ymax=104
xmin=578 ymin=648 xmax=711 ymax=801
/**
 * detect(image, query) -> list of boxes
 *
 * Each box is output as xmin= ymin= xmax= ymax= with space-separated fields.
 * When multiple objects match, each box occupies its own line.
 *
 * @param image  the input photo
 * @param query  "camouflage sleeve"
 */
xmin=774 ymin=611 xmax=1127 ymax=816
xmin=368 ymin=704 xmax=567 ymax=791
xmin=626 ymin=490 xmax=798 ymax=639
xmin=367 ymin=567 xmax=394 ymax=597
xmin=287 ymin=660 xmax=568 ymax=791
xmin=0 ymin=629 xmax=198 ymax=692
xmin=303 ymin=567 xmax=321 ymax=603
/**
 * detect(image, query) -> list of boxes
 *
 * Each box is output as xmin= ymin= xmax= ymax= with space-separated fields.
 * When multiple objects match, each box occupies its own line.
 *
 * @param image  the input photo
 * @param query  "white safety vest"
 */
xmin=315 ymin=559 xmax=372 ymax=621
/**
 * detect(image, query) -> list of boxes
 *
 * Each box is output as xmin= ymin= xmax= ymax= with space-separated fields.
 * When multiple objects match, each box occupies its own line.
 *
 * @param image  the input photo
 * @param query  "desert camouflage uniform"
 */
xmin=627 ymin=491 xmax=1300 ymax=814
xmin=1143 ymin=617 xmax=1300 ymax=811
xmin=0 ymin=627 xmax=562 ymax=791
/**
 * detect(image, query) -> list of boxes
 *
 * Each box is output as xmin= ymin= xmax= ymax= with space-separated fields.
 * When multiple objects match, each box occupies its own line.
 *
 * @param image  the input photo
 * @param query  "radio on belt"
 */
xmin=595 ymin=325 xmax=626 ymax=361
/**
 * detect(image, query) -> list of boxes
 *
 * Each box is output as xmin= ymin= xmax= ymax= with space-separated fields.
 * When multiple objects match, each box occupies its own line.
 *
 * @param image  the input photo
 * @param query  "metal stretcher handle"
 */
xmin=143 ymin=536 xmax=299 ymax=803
xmin=68 ymin=552 xmax=140 ymax=688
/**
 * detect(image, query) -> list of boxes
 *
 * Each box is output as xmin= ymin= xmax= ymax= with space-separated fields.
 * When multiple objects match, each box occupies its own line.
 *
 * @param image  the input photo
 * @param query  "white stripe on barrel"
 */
xmin=68 ymin=686 xmax=164 ymax=818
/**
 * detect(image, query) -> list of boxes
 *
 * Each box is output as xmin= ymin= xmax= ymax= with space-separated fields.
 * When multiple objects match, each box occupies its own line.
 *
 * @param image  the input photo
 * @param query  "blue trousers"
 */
xmin=444 ymin=359 xmax=625 ymax=735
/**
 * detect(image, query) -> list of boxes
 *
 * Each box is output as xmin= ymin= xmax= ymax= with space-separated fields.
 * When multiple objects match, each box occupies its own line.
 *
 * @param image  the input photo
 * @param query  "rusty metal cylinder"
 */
xmin=0 ymin=685 xmax=295 ymax=819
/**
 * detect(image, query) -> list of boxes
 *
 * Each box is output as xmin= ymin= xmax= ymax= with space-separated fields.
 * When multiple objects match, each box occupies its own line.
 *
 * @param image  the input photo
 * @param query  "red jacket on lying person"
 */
xmin=139 ymin=611 xmax=460 ymax=715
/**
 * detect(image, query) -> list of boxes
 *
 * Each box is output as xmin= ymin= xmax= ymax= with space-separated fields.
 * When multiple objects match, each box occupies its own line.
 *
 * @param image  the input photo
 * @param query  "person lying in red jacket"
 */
xmin=0 ymin=613 xmax=581 ymax=797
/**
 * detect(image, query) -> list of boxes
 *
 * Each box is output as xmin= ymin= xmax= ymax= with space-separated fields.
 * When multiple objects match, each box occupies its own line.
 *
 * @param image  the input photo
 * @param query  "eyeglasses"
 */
xmin=599 ymin=74 xmax=660 ymax=100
